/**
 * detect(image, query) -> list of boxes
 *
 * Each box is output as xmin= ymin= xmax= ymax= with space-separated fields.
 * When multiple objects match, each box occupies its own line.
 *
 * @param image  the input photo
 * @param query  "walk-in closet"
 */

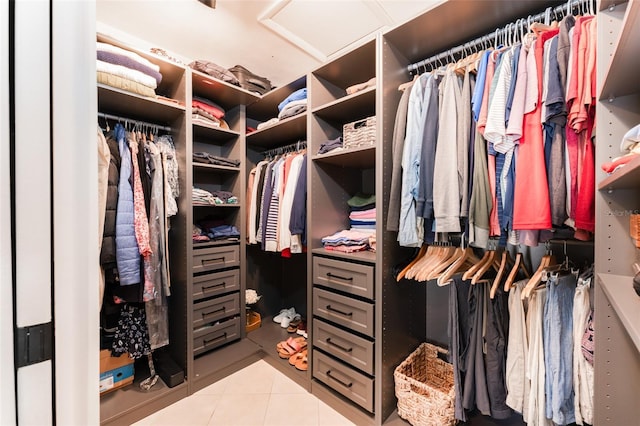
xmin=3 ymin=0 xmax=639 ymax=425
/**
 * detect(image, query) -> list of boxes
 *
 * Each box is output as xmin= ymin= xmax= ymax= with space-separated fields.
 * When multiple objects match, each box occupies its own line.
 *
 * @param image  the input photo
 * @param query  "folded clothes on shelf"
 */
xmin=193 ymin=152 xmax=240 ymax=167
xmin=317 ymin=137 xmax=343 ymax=155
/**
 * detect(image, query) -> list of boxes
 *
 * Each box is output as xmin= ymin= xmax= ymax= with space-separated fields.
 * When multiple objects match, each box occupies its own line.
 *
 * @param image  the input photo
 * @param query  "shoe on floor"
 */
xmin=273 ymin=307 xmax=295 ymax=324
xmin=281 ymin=312 xmax=300 ymax=329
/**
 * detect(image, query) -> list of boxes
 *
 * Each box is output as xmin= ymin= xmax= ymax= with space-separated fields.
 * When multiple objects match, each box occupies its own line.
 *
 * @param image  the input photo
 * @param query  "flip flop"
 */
xmin=276 ymin=336 xmax=305 ymax=351
xmin=294 ymin=350 xmax=308 ymax=371
xmin=287 ymin=317 xmax=303 ymax=333
xmin=288 ymin=348 xmax=306 ymax=366
xmin=277 ymin=337 xmax=307 ymax=359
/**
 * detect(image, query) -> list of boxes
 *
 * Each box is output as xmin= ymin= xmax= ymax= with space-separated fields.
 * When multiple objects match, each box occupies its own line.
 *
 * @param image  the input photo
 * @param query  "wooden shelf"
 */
xmin=98 ymin=84 xmax=185 ymax=124
xmin=191 ymin=69 xmax=260 ymax=110
xmin=247 ymin=317 xmax=310 ymax=390
xmin=192 ymin=203 xmax=241 ymax=208
xmin=599 ymin=0 xmax=640 ymax=100
xmin=192 ymin=121 xmax=240 ymax=142
xmin=312 ymin=248 xmax=376 ymax=264
xmin=600 ymin=0 xmax=619 ymax=11
xmin=313 ymin=40 xmax=376 ymax=90
xmin=312 ymin=87 xmax=376 ymax=125
xmin=100 ymin=378 xmax=187 ymax=425
xmin=247 ymin=75 xmax=307 ymax=121
xmin=312 ymin=146 xmax=375 ymax=169
xmin=193 ymin=338 xmax=261 ymax=385
xmin=97 ymin=33 xmax=186 ymax=96
xmin=598 ymin=273 xmax=640 ymax=353
xmin=193 ymin=163 xmax=241 ymax=173
xmin=246 ymin=113 xmax=307 ymax=148
xmin=598 ymin=154 xmax=640 ymax=190
xmin=193 ymin=240 xmax=240 ymax=249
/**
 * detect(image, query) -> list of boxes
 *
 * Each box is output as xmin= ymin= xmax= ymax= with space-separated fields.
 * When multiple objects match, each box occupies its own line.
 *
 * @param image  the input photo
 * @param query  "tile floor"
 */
xmin=132 ymin=359 xmax=356 ymax=426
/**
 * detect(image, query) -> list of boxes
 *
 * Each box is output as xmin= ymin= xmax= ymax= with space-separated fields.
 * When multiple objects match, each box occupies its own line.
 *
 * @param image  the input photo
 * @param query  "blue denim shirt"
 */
xmin=398 ymin=73 xmax=431 ymax=247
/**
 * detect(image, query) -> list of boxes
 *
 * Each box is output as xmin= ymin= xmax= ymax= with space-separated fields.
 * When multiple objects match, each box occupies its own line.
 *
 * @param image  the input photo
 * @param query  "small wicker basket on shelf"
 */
xmin=343 ymin=116 xmax=376 ymax=149
xmin=394 ymin=342 xmax=456 ymax=426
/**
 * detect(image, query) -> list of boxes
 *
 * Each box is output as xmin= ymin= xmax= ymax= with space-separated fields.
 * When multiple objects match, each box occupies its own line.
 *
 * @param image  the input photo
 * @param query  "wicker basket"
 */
xmin=394 ymin=343 xmax=456 ymax=426
xmin=343 ymin=116 xmax=376 ymax=149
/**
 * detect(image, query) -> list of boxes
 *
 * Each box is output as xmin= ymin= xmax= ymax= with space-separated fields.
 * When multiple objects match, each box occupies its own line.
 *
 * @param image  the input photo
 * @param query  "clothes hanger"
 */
xmin=421 ymin=243 xmax=459 ymax=281
xmin=490 ymin=249 xmax=513 ymax=298
xmin=521 ymin=242 xmax=557 ymax=299
xmin=504 ymin=250 xmax=531 ymax=291
xmin=412 ymin=243 xmax=451 ymax=281
xmin=471 ymin=244 xmax=500 ymax=285
xmin=437 ymin=246 xmax=480 ymax=286
xmin=404 ymin=244 xmax=437 ymax=281
xmin=396 ymin=244 xmax=428 ymax=281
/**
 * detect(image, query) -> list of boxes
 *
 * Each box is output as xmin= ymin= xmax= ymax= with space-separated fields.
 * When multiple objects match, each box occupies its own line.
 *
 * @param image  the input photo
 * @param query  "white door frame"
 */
xmin=1 ymin=0 xmax=99 ymax=424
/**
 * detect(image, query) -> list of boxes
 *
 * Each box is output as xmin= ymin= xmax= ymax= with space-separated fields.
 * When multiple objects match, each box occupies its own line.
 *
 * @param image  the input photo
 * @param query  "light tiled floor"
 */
xmin=133 ymin=359 xmax=356 ymax=426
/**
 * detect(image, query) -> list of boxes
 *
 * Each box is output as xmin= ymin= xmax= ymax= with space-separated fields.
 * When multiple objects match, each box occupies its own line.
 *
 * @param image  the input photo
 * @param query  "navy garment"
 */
xmin=503 ymin=149 xmax=516 ymax=234
xmin=416 ymin=73 xmax=440 ymax=221
xmin=485 ymin=286 xmax=512 ymax=419
xmin=289 ymin=155 xmax=307 ymax=244
xmin=449 ymin=275 xmax=472 ymax=422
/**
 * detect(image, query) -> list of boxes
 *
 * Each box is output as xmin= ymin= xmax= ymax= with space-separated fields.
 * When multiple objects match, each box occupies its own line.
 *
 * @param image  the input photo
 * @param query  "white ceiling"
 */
xmin=96 ymin=0 xmax=442 ymax=88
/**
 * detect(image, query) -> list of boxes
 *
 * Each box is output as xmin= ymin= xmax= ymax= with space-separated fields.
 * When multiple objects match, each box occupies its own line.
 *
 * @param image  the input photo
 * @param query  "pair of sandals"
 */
xmin=276 ymin=337 xmax=308 ymax=371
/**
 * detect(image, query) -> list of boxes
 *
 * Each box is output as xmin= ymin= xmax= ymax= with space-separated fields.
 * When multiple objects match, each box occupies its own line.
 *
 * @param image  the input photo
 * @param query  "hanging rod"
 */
xmin=407 ymin=0 xmax=595 ymax=74
xmin=97 ymin=112 xmax=173 ymax=132
xmin=261 ymin=140 xmax=307 ymax=158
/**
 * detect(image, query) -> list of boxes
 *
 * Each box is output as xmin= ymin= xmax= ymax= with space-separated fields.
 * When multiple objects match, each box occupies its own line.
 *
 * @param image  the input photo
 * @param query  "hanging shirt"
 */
xmin=472 ymin=50 xmax=492 ymax=122
xmin=398 ymin=73 xmax=430 ymax=246
xmin=433 ymin=71 xmax=462 ymax=233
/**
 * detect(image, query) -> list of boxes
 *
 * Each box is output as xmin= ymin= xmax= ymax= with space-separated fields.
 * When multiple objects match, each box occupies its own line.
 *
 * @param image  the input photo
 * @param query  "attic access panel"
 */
xmin=259 ymin=0 xmax=389 ymax=61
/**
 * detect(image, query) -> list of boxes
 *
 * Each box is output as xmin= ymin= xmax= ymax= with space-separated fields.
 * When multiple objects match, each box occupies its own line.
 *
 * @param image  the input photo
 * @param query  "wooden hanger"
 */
xmin=437 ymin=246 xmax=480 ymax=286
xmin=418 ymin=245 xmax=457 ymax=281
xmin=471 ymin=248 xmax=500 ymax=285
xmin=462 ymin=239 xmax=498 ymax=281
xmin=396 ymin=244 xmax=427 ymax=282
xmin=413 ymin=244 xmax=450 ymax=281
xmin=490 ymin=250 xmax=512 ymax=298
xmin=405 ymin=244 xmax=437 ymax=280
xmin=427 ymin=247 xmax=463 ymax=280
xmin=503 ymin=251 xmax=531 ymax=292
xmin=521 ymin=248 xmax=557 ymax=300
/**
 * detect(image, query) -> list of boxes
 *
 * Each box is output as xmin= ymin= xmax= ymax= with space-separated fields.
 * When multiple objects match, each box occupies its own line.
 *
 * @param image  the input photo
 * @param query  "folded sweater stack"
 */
xmin=257 ymin=88 xmax=307 ymax=130
xmin=321 ymin=193 xmax=376 ymax=253
xmin=97 ymin=42 xmax=162 ymax=98
xmin=192 ymin=96 xmax=229 ymax=129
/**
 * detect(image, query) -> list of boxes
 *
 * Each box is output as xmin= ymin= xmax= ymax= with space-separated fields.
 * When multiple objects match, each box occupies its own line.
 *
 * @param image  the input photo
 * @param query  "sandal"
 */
xmin=276 ymin=336 xmax=305 ymax=351
xmin=288 ymin=348 xmax=306 ymax=366
xmin=294 ymin=350 xmax=308 ymax=371
xmin=287 ymin=317 xmax=303 ymax=333
xmin=277 ymin=337 xmax=307 ymax=359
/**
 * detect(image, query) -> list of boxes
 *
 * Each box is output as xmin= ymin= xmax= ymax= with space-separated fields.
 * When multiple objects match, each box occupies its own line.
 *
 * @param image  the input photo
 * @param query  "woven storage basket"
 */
xmin=394 ymin=343 xmax=456 ymax=426
xmin=343 ymin=116 xmax=376 ymax=148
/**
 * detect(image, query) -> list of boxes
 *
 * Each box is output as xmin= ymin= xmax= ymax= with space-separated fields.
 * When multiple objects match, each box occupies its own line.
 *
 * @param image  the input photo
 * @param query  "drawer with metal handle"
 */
xmin=193 ymin=317 xmax=241 ymax=356
xmin=312 ymin=349 xmax=374 ymax=412
xmin=193 ymin=269 xmax=240 ymax=301
xmin=313 ymin=318 xmax=374 ymax=375
xmin=313 ymin=256 xmax=374 ymax=300
xmin=192 ymin=292 xmax=240 ymax=330
xmin=192 ymin=244 xmax=239 ymax=274
xmin=313 ymin=288 xmax=374 ymax=338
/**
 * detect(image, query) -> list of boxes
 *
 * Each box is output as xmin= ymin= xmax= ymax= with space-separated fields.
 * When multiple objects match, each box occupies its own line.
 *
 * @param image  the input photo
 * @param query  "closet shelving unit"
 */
xmin=307 ymin=37 xmax=383 ymax=423
xmin=244 ymin=76 xmax=311 ymax=388
xmin=187 ymin=68 xmax=263 ymax=393
xmin=97 ymin=34 xmax=191 ymax=426
xmin=594 ymin=0 xmax=640 ymax=423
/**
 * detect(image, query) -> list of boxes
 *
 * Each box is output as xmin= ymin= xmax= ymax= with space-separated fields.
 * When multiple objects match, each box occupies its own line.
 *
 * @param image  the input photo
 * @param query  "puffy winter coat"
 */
xmin=100 ymin=134 xmax=120 ymax=267
xmin=114 ymin=125 xmax=141 ymax=285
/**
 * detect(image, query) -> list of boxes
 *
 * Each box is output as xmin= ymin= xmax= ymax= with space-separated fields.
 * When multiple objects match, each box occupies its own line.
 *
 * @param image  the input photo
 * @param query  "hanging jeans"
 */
xmin=544 ymin=273 xmax=577 ymax=425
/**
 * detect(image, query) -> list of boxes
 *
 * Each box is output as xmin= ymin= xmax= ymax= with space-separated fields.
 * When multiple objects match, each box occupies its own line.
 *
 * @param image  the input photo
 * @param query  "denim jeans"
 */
xmin=543 ymin=273 xmax=577 ymax=425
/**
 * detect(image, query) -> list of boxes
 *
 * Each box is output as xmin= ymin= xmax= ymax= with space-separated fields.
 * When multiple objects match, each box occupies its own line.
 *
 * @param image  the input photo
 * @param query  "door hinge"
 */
xmin=16 ymin=322 xmax=53 ymax=368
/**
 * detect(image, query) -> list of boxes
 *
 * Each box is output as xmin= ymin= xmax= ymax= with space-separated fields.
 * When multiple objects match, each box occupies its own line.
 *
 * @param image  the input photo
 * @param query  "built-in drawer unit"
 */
xmin=192 ymin=244 xmax=239 ymax=274
xmin=313 ymin=349 xmax=374 ymax=413
xmin=313 ymin=288 xmax=374 ymax=338
xmin=313 ymin=319 xmax=374 ymax=375
xmin=193 ymin=317 xmax=241 ymax=356
xmin=313 ymin=256 xmax=374 ymax=300
xmin=193 ymin=269 xmax=240 ymax=301
xmin=192 ymin=292 xmax=240 ymax=329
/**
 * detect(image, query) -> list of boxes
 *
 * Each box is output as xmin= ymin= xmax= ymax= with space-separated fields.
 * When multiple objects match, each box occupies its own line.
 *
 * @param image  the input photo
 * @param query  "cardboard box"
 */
xmin=100 ymin=350 xmax=134 ymax=395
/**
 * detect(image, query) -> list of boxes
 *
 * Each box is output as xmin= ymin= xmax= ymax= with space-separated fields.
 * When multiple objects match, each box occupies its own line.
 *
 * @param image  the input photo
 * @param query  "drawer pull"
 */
xmin=203 ymin=333 xmax=227 ymax=346
xmin=202 ymin=307 xmax=225 ymax=318
xmin=326 ymin=338 xmax=352 ymax=353
xmin=326 ymin=305 xmax=353 ymax=317
xmin=202 ymin=282 xmax=226 ymax=291
xmin=326 ymin=370 xmax=353 ymax=388
xmin=326 ymin=272 xmax=353 ymax=282
xmin=202 ymin=257 xmax=225 ymax=266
